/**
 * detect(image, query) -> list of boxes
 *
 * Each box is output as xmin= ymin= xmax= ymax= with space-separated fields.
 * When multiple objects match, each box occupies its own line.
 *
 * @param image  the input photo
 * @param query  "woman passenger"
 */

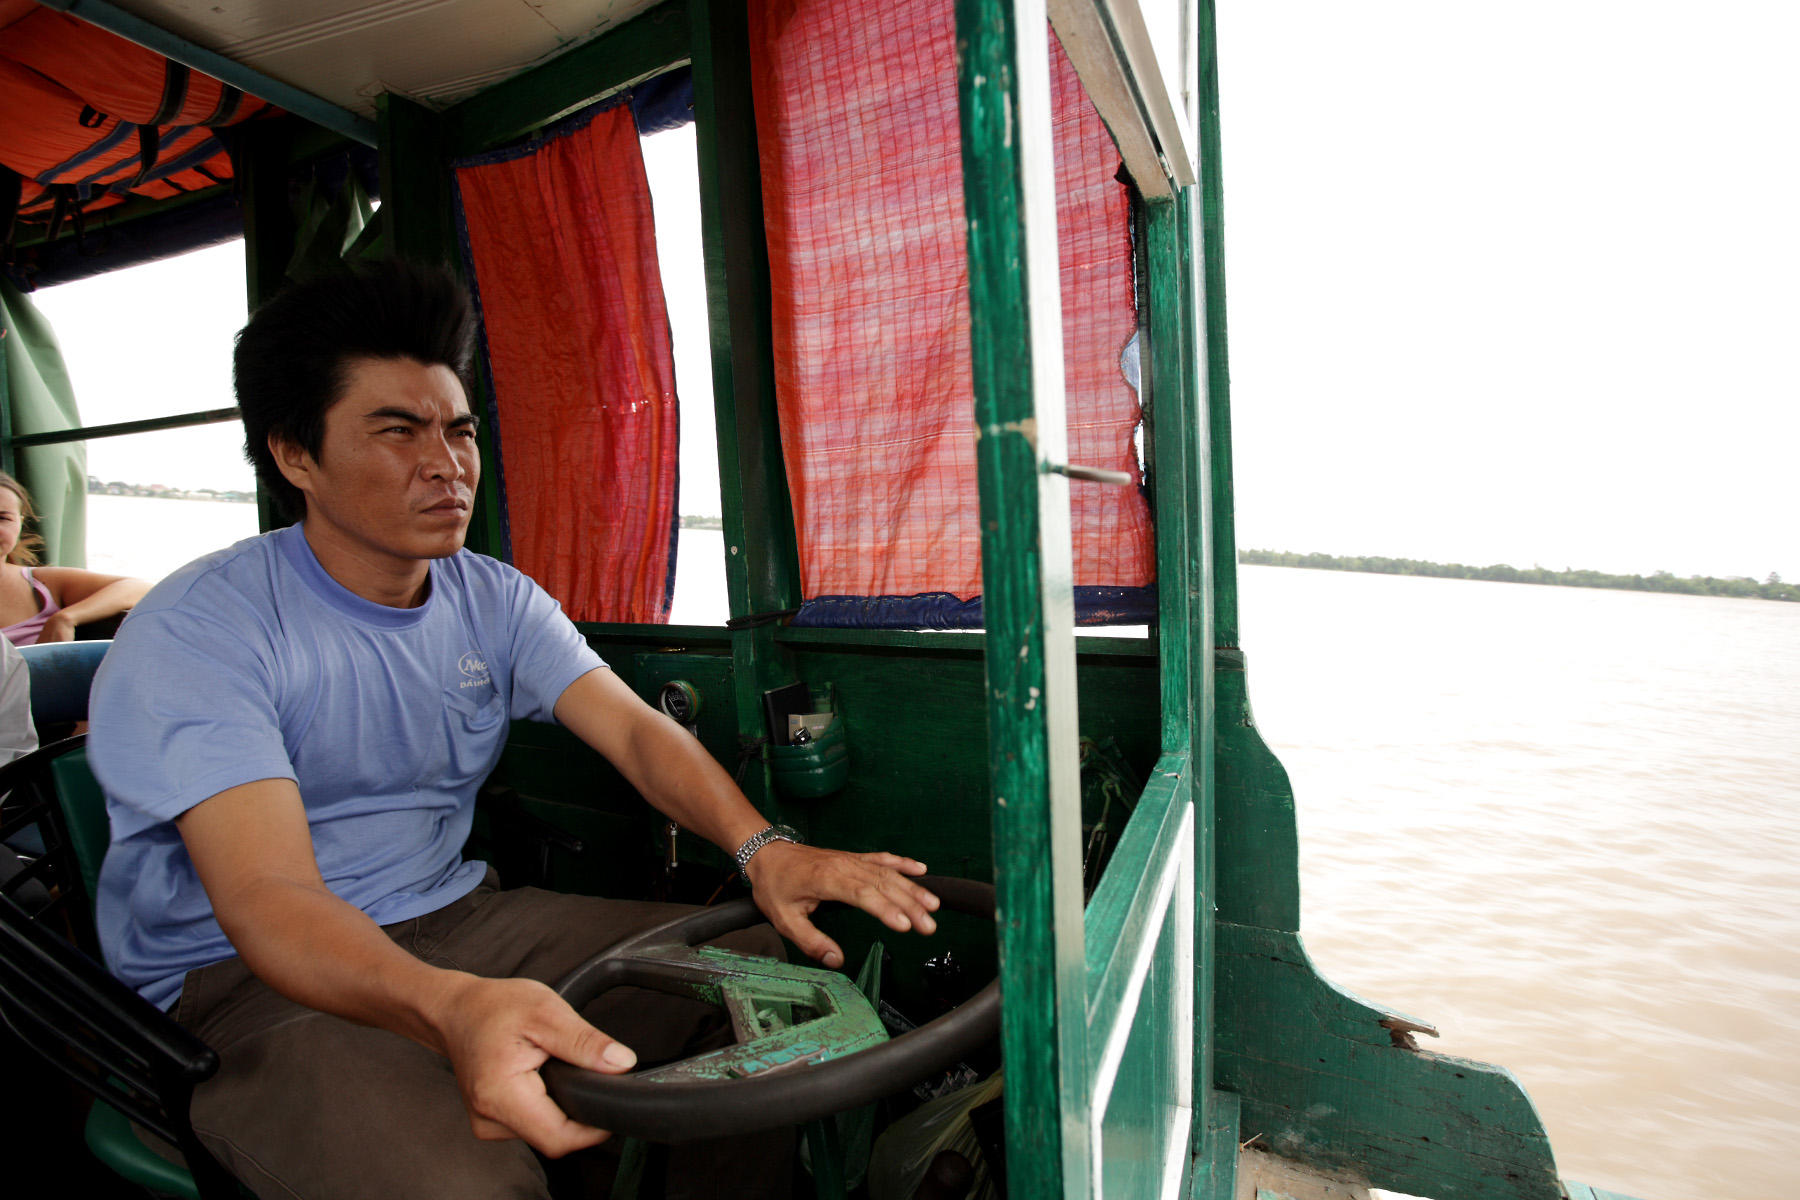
xmin=0 ymin=470 xmax=149 ymax=645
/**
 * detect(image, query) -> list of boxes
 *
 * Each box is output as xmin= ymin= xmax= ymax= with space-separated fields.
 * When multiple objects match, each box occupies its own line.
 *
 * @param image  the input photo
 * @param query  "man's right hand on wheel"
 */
xmin=429 ymin=973 xmax=637 ymax=1157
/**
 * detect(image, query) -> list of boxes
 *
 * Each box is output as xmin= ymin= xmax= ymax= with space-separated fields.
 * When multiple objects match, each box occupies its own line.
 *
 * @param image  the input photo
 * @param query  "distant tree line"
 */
xmin=1238 ymin=549 xmax=1800 ymax=603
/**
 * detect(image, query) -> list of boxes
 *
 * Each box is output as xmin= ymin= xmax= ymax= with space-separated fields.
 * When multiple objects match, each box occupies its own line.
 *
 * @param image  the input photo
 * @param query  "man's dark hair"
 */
xmin=234 ymin=260 xmax=476 ymax=519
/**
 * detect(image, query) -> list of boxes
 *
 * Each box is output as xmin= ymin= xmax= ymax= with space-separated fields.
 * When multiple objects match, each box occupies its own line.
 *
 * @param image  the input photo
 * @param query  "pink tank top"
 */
xmin=3 ymin=568 xmax=62 ymax=647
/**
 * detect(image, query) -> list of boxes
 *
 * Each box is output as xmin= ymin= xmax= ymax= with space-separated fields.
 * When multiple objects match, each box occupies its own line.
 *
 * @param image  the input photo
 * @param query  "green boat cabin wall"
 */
xmin=171 ymin=0 xmax=1576 ymax=1197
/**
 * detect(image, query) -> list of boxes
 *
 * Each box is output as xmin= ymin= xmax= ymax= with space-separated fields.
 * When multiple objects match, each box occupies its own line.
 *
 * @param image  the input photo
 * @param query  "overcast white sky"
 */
xmin=1216 ymin=0 xmax=1799 ymax=581
xmin=32 ymin=1 xmax=1798 ymax=582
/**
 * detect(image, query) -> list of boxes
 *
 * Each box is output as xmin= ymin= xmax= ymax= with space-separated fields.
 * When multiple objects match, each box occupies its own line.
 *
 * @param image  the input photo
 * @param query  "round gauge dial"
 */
xmin=657 ymin=680 xmax=701 ymax=724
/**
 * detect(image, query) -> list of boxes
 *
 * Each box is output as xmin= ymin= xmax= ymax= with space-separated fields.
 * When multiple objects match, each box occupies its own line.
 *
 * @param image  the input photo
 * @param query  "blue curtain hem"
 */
xmin=790 ymin=586 xmax=1155 ymax=630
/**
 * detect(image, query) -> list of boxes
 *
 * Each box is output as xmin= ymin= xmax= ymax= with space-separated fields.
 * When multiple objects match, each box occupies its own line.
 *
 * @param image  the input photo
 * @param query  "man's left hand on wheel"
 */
xmin=744 ymin=842 xmax=939 ymax=969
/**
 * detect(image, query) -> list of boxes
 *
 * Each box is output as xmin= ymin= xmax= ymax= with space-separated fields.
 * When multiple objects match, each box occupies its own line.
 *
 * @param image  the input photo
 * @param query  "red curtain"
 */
xmin=455 ymin=103 xmax=678 ymax=623
xmin=749 ymin=0 xmax=1154 ymax=602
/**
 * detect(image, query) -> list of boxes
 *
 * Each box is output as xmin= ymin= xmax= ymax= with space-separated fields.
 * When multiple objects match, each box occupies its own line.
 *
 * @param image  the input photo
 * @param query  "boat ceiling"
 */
xmin=105 ymin=0 xmax=663 ymax=116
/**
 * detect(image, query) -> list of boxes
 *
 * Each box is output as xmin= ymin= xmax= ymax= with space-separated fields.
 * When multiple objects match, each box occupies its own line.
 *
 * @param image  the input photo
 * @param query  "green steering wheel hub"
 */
xmin=608 ymin=943 xmax=890 ymax=1082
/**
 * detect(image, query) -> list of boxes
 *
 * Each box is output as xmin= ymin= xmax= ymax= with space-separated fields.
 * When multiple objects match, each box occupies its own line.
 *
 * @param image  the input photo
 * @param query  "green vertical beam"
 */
xmin=240 ymin=121 xmax=297 ymax=311
xmin=1148 ymin=189 xmax=1207 ymax=1151
xmin=955 ymin=0 xmax=1089 ymax=1196
xmin=1195 ymin=0 xmax=1238 ymax=649
xmin=1180 ymin=180 xmax=1219 ymax=1133
xmin=238 ymin=119 xmax=298 ymax=533
xmin=690 ymin=0 xmax=802 ymax=818
xmin=376 ymin=96 xmax=458 ymax=268
xmin=377 ymin=94 xmax=505 ymax=559
xmin=1148 ymin=172 xmax=1222 ymax=1179
xmin=459 ymin=355 xmax=508 ymax=562
xmin=1191 ymin=0 xmax=1229 ymax=1120
xmin=1146 ymin=197 xmax=1192 ymax=755
xmin=1191 ymin=17 xmax=1235 ymax=1164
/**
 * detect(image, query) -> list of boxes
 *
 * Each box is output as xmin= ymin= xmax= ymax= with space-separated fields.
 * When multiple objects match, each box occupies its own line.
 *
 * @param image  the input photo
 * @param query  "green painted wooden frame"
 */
xmin=955 ymin=0 xmax=1096 ymax=1194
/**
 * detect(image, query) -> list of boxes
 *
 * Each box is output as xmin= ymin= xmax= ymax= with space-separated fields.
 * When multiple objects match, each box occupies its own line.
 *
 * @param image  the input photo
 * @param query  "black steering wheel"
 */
xmin=542 ymin=876 xmax=998 ymax=1142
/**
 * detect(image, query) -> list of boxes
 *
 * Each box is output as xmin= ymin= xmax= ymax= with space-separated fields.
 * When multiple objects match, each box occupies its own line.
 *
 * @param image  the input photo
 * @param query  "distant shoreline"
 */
xmin=89 ymin=480 xmax=255 ymax=504
xmin=1240 ymin=549 xmax=1800 ymax=603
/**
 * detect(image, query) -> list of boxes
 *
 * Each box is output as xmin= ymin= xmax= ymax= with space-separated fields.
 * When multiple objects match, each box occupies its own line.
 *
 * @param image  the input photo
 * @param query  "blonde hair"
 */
xmin=0 ymin=470 xmax=44 ymax=567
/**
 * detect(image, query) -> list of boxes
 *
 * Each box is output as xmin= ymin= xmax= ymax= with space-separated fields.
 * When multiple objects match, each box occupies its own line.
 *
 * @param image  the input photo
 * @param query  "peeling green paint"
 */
xmin=604 ymin=944 xmax=889 ymax=1085
xmin=957 ymin=0 xmax=1091 ymax=1193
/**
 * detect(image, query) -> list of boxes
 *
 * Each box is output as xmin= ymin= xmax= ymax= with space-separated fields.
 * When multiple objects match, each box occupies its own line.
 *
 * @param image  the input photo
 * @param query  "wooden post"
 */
xmin=690 ymin=0 xmax=803 ymax=820
xmin=955 ymin=0 xmax=1090 ymax=1194
xmin=1195 ymin=0 xmax=1239 ymax=650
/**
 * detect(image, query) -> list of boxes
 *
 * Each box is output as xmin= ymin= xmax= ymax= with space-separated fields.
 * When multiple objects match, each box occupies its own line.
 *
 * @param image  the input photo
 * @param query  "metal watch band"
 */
xmin=734 ymin=823 xmax=802 ymax=884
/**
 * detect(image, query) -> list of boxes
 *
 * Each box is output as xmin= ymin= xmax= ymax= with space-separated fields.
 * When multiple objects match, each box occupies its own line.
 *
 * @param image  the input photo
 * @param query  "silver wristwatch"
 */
xmin=734 ymin=823 xmax=802 ymax=884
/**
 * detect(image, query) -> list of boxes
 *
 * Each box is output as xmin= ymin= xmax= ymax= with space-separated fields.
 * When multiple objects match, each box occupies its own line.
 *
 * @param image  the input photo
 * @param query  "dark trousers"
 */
xmin=168 ymin=873 xmax=791 ymax=1199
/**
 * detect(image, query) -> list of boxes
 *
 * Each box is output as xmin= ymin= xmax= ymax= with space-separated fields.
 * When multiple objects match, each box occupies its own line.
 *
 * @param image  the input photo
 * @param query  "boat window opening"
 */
xmin=642 ymin=122 xmax=728 ymax=628
xmin=71 ymin=426 xmax=261 ymax=581
xmin=749 ymin=12 xmax=1154 ymax=635
xmin=24 ymin=240 xmax=256 ymax=584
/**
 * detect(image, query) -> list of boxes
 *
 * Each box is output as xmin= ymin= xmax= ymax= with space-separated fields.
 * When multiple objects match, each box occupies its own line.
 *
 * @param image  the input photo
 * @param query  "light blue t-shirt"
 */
xmin=91 ymin=524 xmax=605 ymax=1010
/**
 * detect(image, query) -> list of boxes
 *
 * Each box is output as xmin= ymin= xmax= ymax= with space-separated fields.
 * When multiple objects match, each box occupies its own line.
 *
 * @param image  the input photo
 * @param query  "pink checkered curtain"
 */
xmin=749 ymin=0 xmax=1154 ymax=618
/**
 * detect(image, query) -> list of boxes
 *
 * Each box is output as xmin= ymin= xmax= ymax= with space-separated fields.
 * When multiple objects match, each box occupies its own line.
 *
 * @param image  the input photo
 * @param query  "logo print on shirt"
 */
xmin=457 ymin=651 xmax=492 ymax=689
